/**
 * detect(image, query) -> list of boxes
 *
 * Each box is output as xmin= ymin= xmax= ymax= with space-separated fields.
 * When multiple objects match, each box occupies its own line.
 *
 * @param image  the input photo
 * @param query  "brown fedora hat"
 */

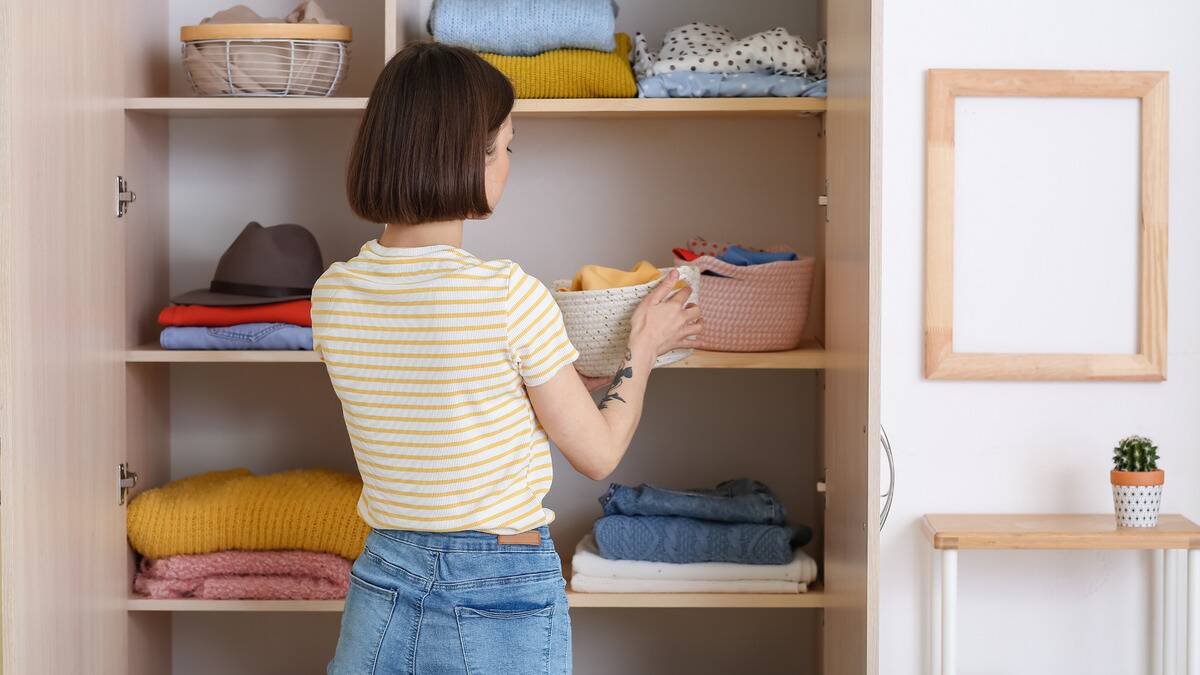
xmin=171 ymin=222 xmax=325 ymax=306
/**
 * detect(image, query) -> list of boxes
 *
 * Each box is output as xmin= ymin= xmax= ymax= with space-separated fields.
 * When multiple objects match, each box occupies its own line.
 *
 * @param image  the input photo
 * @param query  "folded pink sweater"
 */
xmin=133 ymin=550 xmax=351 ymax=600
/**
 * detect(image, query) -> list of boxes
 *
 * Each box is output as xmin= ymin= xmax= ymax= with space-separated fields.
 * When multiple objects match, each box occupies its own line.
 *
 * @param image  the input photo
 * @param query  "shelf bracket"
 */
xmin=118 ymin=463 xmax=139 ymax=505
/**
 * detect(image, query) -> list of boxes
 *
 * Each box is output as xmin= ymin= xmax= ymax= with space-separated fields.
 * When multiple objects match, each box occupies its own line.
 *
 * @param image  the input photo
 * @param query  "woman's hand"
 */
xmin=628 ymin=269 xmax=702 ymax=357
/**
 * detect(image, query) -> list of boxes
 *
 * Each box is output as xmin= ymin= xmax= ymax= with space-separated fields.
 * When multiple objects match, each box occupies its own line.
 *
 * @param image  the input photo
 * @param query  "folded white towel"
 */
xmin=570 ymin=574 xmax=807 ymax=594
xmin=571 ymin=535 xmax=818 ymax=583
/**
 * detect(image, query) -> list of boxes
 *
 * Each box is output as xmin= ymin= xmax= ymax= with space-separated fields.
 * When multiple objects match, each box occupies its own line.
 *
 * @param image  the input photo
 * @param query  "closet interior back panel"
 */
xmin=157 ymin=0 xmax=827 ymax=672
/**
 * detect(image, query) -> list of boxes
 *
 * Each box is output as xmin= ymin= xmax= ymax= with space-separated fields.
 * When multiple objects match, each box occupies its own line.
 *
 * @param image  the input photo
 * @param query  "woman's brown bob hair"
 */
xmin=347 ymin=42 xmax=515 ymax=225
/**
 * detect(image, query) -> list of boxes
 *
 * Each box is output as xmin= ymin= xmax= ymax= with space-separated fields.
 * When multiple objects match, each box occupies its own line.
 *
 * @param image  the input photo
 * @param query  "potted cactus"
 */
xmin=1110 ymin=435 xmax=1164 ymax=528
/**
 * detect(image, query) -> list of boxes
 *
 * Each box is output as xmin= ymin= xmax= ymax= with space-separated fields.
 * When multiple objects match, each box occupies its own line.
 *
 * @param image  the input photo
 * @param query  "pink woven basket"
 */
xmin=675 ymin=252 xmax=815 ymax=352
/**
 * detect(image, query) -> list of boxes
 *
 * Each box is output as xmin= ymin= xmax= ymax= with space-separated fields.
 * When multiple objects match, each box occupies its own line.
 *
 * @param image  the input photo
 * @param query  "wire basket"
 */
xmin=181 ymin=24 xmax=352 ymax=97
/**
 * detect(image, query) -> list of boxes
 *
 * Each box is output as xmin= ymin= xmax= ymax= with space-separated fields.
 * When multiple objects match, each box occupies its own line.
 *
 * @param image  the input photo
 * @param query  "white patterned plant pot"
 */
xmin=1111 ymin=470 xmax=1164 ymax=528
xmin=1111 ymin=482 xmax=1164 ymax=528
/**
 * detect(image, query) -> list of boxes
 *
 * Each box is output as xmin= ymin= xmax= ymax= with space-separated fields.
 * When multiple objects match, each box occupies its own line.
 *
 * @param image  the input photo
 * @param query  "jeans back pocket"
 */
xmin=454 ymin=604 xmax=554 ymax=675
xmin=328 ymin=573 xmax=398 ymax=675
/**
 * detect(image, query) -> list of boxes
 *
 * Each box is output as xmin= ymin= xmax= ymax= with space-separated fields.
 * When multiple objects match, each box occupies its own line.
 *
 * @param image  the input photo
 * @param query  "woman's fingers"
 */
xmin=644 ymin=270 xmax=679 ymax=305
xmin=667 ymin=284 xmax=694 ymax=306
xmin=676 ymin=320 xmax=702 ymax=340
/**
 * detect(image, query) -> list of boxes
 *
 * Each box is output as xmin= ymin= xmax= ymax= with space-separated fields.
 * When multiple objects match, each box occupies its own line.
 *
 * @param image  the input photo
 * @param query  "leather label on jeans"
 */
xmin=497 ymin=531 xmax=541 ymax=546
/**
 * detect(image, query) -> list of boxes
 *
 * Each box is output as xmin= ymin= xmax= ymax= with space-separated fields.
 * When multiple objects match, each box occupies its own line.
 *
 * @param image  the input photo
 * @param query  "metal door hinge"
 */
xmin=816 ymin=469 xmax=828 ymax=509
xmin=118 ymin=463 xmax=139 ymax=505
xmin=115 ymin=176 xmax=136 ymax=218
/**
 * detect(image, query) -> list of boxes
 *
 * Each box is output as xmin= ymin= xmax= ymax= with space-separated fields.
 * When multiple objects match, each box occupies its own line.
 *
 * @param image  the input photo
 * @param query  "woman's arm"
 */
xmin=527 ymin=271 xmax=700 ymax=480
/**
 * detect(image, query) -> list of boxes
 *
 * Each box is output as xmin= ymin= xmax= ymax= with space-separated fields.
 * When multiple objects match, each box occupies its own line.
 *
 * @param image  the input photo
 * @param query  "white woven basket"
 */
xmin=181 ymin=23 xmax=352 ymax=97
xmin=552 ymin=266 xmax=699 ymax=377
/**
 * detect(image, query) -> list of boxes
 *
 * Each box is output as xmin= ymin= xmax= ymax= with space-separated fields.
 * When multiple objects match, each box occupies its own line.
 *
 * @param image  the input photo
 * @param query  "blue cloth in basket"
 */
xmin=638 ymin=72 xmax=827 ymax=98
xmin=593 ymin=515 xmax=809 ymax=565
xmin=428 ymin=0 xmax=617 ymax=56
xmin=719 ymin=246 xmax=798 ymax=267
xmin=600 ymin=479 xmax=787 ymax=525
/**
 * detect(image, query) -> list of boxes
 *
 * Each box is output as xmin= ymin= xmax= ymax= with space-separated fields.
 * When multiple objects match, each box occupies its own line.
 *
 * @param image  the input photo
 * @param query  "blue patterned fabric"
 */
xmin=428 ymin=0 xmax=617 ymax=55
xmin=593 ymin=515 xmax=810 ymax=565
xmin=160 ymin=322 xmax=313 ymax=350
xmin=600 ymin=479 xmax=787 ymax=525
xmin=638 ymin=72 xmax=826 ymax=98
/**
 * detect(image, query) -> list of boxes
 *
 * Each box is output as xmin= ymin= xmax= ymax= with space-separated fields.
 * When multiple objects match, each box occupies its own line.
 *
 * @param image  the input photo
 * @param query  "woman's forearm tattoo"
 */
xmin=598 ymin=349 xmax=633 ymax=409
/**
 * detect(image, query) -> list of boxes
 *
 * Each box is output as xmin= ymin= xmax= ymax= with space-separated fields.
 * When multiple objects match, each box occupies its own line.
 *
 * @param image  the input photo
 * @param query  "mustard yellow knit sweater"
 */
xmin=127 ymin=468 xmax=370 ymax=560
xmin=480 ymin=33 xmax=637 ymax=98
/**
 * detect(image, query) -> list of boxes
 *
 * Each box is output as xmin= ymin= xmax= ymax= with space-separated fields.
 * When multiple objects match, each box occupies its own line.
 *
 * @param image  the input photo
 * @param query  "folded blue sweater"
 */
xmin=593 ymin=515 xmax=811 ymax=565
xmin=600 ymin=479 xmax=787 ymax=525
xmin=428 ymin=0 xmax=617 ymax=56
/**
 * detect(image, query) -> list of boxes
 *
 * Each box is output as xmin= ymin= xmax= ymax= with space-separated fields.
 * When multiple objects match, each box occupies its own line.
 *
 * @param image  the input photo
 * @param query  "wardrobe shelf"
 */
xmin=127 ymin=587 xmax=824 ymax=611
xmin=123 ymin=97 xmax=827 ymax=118
xmin=125 ymin=341 xmax=827 ymax=369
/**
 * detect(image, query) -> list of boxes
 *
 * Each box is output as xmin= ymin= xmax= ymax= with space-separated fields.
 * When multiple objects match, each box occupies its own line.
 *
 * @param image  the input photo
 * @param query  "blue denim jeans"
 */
xmin=600 ymin=478 xmax=788 ymax=525
xmin=328 ymin=527 xmax=571 ymax=674
xmin=159 ymin=322 xmax=313 ymax=350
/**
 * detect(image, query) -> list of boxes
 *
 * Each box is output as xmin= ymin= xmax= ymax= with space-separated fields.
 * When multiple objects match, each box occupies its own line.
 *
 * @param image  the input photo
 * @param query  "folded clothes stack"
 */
xmin=634 ymin=23 xmax=827 ymax=98
xmin=572 ymin=479 xmax=817 ymax=593
xmin=127 ymin=468 xmax=369 ymax=600
xmin=428 ymin=0 xmax=636 ymax=98
xmin=160 ymin=222 xmax=322 ymax=350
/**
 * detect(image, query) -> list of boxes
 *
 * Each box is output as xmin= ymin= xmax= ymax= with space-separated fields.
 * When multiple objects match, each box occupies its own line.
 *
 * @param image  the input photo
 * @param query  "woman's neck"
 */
xmin=377 ymin=220 xmax=464 ymax=248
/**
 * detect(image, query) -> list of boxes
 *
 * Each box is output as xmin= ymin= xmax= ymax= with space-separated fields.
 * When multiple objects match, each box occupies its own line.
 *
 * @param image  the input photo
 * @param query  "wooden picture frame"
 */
xmin=924 ymin=69 xmax=1169 ymax=381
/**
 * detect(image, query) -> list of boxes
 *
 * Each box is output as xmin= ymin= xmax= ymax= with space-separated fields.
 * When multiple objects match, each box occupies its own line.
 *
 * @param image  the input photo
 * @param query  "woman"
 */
xmin=317 ymin=43 xmax=699 ymax=674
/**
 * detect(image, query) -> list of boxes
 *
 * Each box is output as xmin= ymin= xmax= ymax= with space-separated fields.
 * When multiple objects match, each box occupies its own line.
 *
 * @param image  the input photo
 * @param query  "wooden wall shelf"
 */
xmin=124 ymin=97 xmax=827 ymax=119
xmin=125 ymin=341 xmax=826 ymax=369
xmin=128 ymin=587 xmax=824 ymax=611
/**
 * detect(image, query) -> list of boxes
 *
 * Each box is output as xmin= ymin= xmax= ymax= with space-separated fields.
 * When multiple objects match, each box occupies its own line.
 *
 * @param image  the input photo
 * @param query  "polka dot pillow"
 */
xmin=634 ymin=23 xmax=825 ymax=80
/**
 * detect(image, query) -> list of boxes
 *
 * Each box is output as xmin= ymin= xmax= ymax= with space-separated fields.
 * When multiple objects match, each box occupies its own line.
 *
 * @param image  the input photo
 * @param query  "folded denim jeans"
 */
xmin=600 ymin=479 xmax=787 ymax=525
xmin=159 ymin=322 xmax=313 ymax=350
xmin=593 ymin=515 xmax=810 ymax=565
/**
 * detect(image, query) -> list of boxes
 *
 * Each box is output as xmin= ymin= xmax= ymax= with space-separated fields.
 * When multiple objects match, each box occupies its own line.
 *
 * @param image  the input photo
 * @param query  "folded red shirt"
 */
xmin=158 ymin=300 xmax=312 ymax=327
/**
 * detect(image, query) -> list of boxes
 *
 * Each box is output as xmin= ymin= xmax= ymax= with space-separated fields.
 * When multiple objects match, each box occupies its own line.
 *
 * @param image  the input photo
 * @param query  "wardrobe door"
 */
xmin=822 ymin=0 xmax=881 ymax=673
xmin=0 ymin=1 xmax=131 ymax=673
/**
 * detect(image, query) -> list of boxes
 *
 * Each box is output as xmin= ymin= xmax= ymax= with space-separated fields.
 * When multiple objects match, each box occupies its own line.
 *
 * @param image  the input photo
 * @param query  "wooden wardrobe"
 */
xmin=0 ymin=0 xmax=879 ymax=672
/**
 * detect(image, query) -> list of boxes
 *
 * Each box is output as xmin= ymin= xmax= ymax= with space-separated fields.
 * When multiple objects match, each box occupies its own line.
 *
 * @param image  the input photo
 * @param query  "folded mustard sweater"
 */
xmin=480 ymin=32 xmax=637 ymax=99
xmin=127 ymin=468 xmax=370 ymax=560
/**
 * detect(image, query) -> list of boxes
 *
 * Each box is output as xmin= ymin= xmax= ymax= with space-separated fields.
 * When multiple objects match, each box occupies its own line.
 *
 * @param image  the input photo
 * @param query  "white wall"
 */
xmin=880 ymin=3 xmax=1200 ymax=674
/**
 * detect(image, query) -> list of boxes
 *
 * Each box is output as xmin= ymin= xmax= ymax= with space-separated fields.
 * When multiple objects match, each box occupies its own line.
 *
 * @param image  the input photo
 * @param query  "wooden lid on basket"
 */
xmin=181 ymin=23 xmax=352 ymax=42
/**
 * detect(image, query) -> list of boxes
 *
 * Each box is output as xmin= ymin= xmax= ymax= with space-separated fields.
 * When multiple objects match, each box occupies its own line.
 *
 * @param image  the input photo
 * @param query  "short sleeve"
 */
xmin=506 ymin=264 xmax=579 ymax=387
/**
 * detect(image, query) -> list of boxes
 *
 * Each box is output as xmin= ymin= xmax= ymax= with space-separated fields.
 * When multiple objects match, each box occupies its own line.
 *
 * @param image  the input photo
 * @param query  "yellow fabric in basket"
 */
xmin=563 ymin=260 xmax=661 ymax=292
xmin=127 ymin=468 xmax=370 ymax=560
xmin=479 ymin=33 xmax=637 ymax=99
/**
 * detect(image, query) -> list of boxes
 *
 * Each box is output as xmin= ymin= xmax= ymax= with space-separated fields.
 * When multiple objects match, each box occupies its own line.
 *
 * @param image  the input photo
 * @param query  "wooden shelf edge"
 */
xmin=125 ymin=343 xmax=825 ymax=369
xmin=666 ymin=341 xmax=825 ymax=369
xmin=124 ymin=97 xmax=826 ymax=118
xmin=125 ymin=346 xmax=320 ymax=363
xmin=124 ymin=97 xmax=370 ymax=117
xmin=128 ymin=588 xmax=824 ymax=611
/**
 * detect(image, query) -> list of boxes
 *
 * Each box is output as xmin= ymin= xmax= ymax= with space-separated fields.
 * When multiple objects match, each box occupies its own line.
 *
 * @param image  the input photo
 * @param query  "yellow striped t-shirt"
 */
xmin=312 ymin=241 xmax=578 ymax=534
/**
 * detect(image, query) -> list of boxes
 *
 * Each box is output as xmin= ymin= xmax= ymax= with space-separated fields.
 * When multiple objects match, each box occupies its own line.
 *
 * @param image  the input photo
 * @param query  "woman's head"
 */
xmin=347 ymin=43 xmax=515 ymax=225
